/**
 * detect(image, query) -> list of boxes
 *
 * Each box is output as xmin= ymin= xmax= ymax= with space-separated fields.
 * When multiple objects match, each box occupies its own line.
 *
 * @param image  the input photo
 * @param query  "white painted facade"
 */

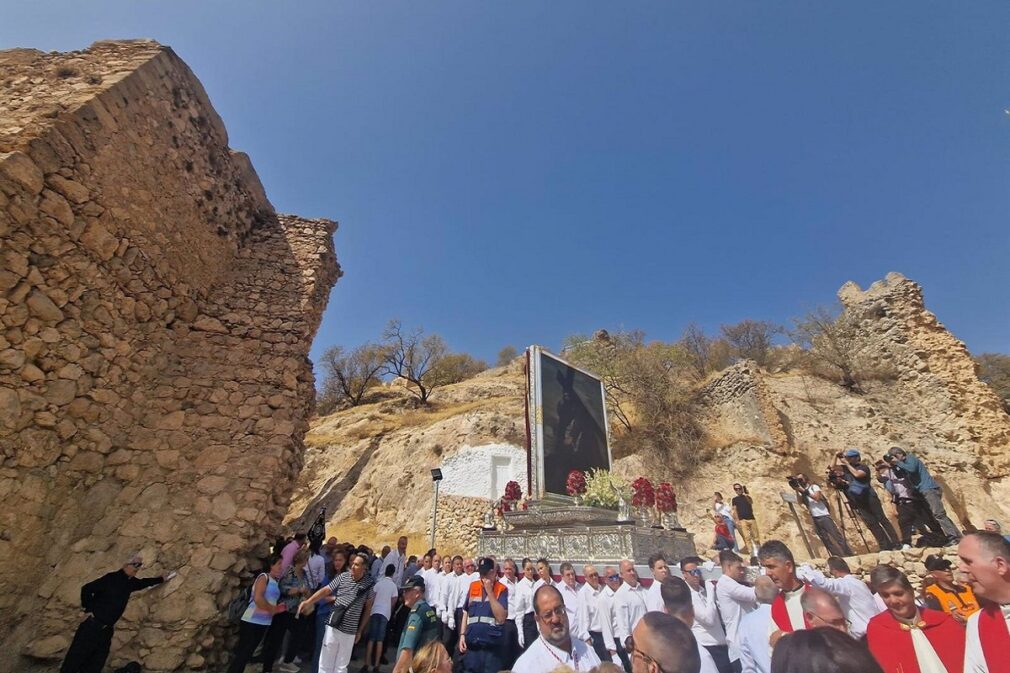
xmin=440 ymin=443 xmax=526 ymax=500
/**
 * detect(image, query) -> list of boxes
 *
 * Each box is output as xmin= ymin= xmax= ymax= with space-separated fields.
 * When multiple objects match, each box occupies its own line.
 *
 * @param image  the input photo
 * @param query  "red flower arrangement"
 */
xmin=631 ymin=476 xmax=655 ymax=507
xmin=566 ymin=470 xmax=587 ymax=497
xmin=504 ymin=480 xmax=523 ymax=502
xmin=656 ymin=483 xmax=677 ymax=512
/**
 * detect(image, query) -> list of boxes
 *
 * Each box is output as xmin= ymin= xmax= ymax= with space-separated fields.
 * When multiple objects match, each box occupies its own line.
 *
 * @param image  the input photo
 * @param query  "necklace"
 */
xmin=540 ymin=637 xmax=579 ymax=669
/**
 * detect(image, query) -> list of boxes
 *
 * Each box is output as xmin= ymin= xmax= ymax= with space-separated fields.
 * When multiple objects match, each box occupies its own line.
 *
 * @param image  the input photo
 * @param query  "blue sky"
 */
xmin=6 ymin=1 xmax=1009 ymax=365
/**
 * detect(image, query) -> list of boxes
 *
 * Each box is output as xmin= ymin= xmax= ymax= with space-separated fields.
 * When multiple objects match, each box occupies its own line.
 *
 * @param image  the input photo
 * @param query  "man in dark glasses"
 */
xmin=61 ymin=553 xmax=175 ymax=673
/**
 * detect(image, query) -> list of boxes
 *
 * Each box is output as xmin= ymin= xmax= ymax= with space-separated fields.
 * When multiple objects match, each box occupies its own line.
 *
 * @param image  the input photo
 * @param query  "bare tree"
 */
xmin=496 ymin=345 xmax=518 ymax=367
xmin=381 ymin=320 xmax=449 ymax=404
xmin=317 ymin=343 xmax=386 ymax=411
xmin=720 ymin=319 xmax=782 ymax=367
xmin=790 ymin=305 xmax=866 ymax=391
xmin=679 ymin=323 xmax=731 ymax=378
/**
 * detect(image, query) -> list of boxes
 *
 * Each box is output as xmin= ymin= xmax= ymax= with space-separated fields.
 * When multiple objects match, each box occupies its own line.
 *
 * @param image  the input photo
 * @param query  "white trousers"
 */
xmin=318 ymin=627 xmax=356 ymax=673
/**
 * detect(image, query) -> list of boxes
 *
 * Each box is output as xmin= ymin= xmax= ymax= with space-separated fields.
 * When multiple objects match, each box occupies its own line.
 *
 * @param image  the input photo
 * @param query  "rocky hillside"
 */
xmin=288 ymin=273 xmax=1010 ymax=559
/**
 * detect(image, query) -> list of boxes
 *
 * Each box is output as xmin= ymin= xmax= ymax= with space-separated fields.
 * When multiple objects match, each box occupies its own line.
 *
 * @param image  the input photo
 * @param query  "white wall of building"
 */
xmin=440 ymin=443 xmax=526 ymax=501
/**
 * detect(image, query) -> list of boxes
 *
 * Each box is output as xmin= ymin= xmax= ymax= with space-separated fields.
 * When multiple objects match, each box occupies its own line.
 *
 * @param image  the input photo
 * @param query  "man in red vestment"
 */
xmin=866 ymin=565 xmax=964 ymax=673
xmin=960 ymin=532 xmax=1010 ymax=672
xmin=758 ymin=540 xmax=808 ymax=634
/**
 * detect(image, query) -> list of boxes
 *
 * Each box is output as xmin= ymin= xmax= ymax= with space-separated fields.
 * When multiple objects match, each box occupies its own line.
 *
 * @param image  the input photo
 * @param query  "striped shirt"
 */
xmin=326 ymin=571 xmax=376 ymax=635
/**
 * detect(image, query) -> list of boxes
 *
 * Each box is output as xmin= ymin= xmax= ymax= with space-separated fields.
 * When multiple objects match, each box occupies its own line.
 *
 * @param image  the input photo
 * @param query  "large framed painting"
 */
xmin=526 ymin=346 xmax=612 ymax=500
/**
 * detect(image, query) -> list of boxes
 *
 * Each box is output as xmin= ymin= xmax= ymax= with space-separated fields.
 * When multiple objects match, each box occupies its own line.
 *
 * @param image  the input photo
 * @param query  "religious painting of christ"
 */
xmin=529 ymin=348 xmax=610 ymax=498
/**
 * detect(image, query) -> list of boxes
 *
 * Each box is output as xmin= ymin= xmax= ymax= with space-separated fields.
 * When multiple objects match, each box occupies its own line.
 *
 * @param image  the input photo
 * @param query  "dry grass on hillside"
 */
xmin=306 ymin=397 xmax=522 ymax=448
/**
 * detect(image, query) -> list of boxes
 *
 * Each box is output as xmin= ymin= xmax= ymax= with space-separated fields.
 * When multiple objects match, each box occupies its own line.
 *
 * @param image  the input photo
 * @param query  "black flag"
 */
xmin=308 ymin=507 xmax=326 ymax=547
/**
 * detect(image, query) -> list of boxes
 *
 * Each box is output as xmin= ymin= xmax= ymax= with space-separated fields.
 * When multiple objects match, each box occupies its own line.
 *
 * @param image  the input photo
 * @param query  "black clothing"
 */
xmin=227 ymin=621 xmax=270 ymax=673
xmin=521 ymin=612 xmax=537 ymax=652
xmin=60 ymin=617 xmax=113 ymax=673
xmin=501 ymin=619 xmax=521 ymax=669
xmin=80 ymin=570 xmax=164 ymax=626
xmin=731 ymin=495 xmax=754 ymax=521
xmin=704 ymin=644 xmax=734 ymax=673
xmin=62 ymin=570 xmax=163 ymax=673
xmin=839 ymin=466 xmax=900 ymax=550
xmin=588 ymin=630 xmax=609 ymax=663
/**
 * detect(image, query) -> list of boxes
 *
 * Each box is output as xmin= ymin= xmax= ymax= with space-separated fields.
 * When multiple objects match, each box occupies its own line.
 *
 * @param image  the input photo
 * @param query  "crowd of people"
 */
xmin=60 ymin=447 xmax=1010 ymax=673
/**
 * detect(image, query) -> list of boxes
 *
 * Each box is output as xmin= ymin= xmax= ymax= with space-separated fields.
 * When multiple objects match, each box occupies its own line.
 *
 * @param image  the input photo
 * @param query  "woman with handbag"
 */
xmin=300 ymin=552 xmax=376 ymax=673
xmin=274 ymin=549 xmax=314 ymax=672
xmin=227 ymin=555 xmax=287 ymax=673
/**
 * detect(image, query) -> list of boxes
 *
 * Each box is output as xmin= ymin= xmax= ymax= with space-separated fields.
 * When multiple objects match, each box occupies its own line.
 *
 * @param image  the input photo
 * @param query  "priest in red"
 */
xmin=960 ymin=532 xmax=1010 ymax=673
xmin=866 ymin=565 xmax=964 ymax=673
xmin=758 ymin=540 xmax=810 ymax=634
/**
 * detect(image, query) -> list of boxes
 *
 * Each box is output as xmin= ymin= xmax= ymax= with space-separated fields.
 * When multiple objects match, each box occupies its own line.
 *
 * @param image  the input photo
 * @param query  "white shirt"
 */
xmin=382 ymin=549 xmax=407 ymax=586
xmin=690 ymin=584 xmax=727 ymax=647
xmin=443 ymin=572 xmax=466 ymax=627
xmin=533 ymin=577 xmax=556 ymax=593
xmin=372 ymin=576 xmax=398 ymax=620
xmin=307 ymin=553 xmax=327 ymax=589
xmin=560 ymin=581 xmax=583 ymax=637
xmin=613 ymin=582 xmax=649 ymax=643
xmin=716 ymin=574 xmax=757 ymax=661
xmin=715 ymin=502 xmax=735 ymax=523
xmin=965 ymin=606 xmax=1010 ymax=673
xmin=370 ymin=557 xmax=384 ymax=579
xmin=513 ymin=636 xmax=601 ymax=673
xmin=646 ymin=579 xmax=665 ymax=612
xmin=576 ymin=583 xmax=606 ymax=641
xmin=804 ymin=484 xmax=830 ymax=518
xmin=516 ymin=577 xmax=535 ymax=615
xmin=802 ymin=569 xmax=883 ymax=639
xmin=597 ymin=585 xmax=620 ymax=652
xmin=737 ymin=604 xmax=773 ymax=673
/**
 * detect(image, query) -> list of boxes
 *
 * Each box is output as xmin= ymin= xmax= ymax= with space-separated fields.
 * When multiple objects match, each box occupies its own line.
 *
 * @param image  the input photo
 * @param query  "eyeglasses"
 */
xmin=733 ymin=486 xmax=743 ymax=491
xmin=606 ymin=574 xmax=620 ymax=581
xmin=687 ymin=568 xmax=703 ymax=577
xmin=626 ymin=637 xmax=667 ymax=673
xmin=537 ymin=607 xmax=567 ymax=621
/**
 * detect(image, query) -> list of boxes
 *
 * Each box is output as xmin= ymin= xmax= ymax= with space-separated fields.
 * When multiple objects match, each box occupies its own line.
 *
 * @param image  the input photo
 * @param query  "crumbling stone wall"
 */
xmin=0 ymin=41 xmax=340 ymax=670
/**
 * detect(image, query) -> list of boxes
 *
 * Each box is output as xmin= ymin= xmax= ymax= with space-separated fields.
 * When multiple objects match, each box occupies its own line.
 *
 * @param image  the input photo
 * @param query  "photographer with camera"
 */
xmin=884 ymin=447 xmax=961 ymax=545
xmin=788 ymin=473 xmax=852 ymax=557
xmin=829 ymin=449 xmax=900 ymax=551
xmin=874 ymin=460 xmax=943 ymax=547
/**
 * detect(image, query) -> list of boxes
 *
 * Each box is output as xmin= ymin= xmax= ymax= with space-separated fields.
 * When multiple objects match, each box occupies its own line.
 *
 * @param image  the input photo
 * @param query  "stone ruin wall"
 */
xmin=836 ymin=272 xmax=1010 ymax=526
xmin=0 ymin=41 xmax=340 ymax=670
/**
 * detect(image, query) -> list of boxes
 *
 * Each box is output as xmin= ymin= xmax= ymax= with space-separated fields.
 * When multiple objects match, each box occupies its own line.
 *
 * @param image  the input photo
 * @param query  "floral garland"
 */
xmin=631 ymin=476 xmax=655 ymax=507
xmin=566 ymin=469 xmax=587 ymax=497
xmin=655 ymin=482 xmax=677 ymax=512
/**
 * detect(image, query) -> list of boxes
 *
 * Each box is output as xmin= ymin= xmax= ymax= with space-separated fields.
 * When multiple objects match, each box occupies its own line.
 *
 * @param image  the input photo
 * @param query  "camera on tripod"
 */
xmin=825 ymin=465 xmax=848 ymax=490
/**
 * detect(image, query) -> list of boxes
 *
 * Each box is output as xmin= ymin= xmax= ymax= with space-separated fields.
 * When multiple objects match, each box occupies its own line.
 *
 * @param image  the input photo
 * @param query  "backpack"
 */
xmin=227 ymin=581 xmax=253 ymax=624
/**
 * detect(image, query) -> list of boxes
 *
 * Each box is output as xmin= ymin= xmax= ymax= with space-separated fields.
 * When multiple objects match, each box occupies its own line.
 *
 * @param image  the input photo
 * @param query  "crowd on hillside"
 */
xmin=59 ymin=447 xmax=1010 ymax=673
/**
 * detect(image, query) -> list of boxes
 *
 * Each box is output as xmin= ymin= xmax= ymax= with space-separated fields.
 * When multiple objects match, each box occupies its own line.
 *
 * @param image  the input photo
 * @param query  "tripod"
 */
xmin=835 ymin=490 xmax=871 ymax=553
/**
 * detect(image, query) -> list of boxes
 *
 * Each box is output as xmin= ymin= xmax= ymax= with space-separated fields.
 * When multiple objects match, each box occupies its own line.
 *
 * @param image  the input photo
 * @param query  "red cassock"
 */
xmin=866 ymin=608 xmax=966 ymax=673
xmin=977 ymin=603 xmax=1010 ymax=673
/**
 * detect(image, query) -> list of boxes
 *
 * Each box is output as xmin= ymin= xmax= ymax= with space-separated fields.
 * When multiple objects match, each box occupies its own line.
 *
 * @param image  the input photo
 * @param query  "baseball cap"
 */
xmin=924 ymin=554 xmax=952 ymax=572
xmin=402 ymin=575 xmax=425 ymax=591
xmin=478 ymin=558 xmax=496 ymax=575
xmin=843 ymin=449 xmax=861 ymax=458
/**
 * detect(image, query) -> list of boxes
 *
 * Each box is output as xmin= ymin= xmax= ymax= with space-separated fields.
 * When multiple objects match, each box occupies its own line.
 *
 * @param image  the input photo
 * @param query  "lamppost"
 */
xmin=430 ymin=468 xmax=443 ymax=550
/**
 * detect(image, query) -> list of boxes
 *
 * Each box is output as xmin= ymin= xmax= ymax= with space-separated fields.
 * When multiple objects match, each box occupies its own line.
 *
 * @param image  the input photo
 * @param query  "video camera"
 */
xmin=825 ymin=465 xmax=848 ymax=490
xmin=786 ymin=475 xmax=807 ymax=490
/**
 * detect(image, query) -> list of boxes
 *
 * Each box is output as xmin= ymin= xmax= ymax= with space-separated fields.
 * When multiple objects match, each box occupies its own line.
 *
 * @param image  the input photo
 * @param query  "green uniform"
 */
xmin=398 ymin=598 xmax=440 ymax=656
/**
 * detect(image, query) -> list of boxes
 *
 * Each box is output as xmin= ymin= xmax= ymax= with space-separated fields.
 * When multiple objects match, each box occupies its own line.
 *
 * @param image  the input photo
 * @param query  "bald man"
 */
xmin=736 ymin=576 xmax=777 ymax=673
xmin=799 ymin=587 xmax=848 ymax=633
xmin=630 ymin=611 xmax=701 ymax=673
xmin=960 ymin=532 xmax=1010 ymax=672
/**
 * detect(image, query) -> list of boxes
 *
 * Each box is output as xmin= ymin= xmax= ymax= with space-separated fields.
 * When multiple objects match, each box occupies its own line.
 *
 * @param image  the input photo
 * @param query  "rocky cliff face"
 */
xmin=296 ymin=274 xmax=1009 ymax=563
xmin=0 ymin=41 xmax=339 ymax=671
